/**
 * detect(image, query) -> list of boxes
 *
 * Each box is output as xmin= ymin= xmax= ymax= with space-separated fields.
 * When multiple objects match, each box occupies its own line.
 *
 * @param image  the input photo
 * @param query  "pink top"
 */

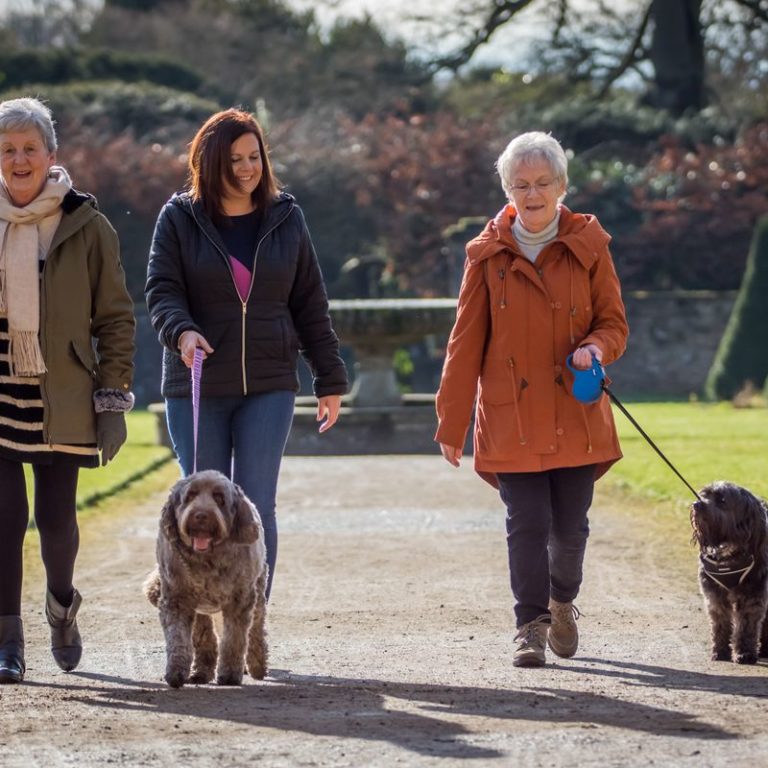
xmin=229 ymin=256 xmax=252 ymax=301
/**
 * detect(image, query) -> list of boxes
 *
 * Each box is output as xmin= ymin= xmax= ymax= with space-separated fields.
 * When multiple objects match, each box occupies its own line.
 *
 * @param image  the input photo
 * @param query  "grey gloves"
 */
xmin=96 ymin=411 xmax=127 ymax=466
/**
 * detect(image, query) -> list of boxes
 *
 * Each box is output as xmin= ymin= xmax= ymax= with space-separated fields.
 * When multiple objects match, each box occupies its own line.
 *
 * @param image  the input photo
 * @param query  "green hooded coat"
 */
xmin=39 ymin=190 xmax=135 ymax=445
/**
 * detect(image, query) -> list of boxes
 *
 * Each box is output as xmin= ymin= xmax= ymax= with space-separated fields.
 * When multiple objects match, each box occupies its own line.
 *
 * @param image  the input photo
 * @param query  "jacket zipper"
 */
xmin=189 ymin=203 xmax=292 ymax=396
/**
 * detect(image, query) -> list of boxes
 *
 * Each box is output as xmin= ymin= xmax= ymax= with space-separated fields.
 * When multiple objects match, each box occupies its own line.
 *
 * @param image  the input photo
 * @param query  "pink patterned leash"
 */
xmin=191 ymin=347 xmax=204 ymax=473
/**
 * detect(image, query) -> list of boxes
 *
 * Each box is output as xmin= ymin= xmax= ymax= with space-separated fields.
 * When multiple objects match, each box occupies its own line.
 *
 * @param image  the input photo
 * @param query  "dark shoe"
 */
xmin=548 ymin=600 xmax=581 ymax=658
xmin=0 ymin=615 xmax=25 ymax=684
xmin=512 ymin=614 xmax=551 ymax=668
xmin=45 ymin=588 xmax=82 ymax=672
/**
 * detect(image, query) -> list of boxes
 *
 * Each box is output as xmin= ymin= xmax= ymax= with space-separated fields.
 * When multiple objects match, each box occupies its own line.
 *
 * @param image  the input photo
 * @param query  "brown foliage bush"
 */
xmin=619 ymin=122 xmax=768 ymax=289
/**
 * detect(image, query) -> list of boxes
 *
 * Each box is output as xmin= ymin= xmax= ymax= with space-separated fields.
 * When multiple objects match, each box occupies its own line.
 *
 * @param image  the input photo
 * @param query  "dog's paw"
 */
xmin=734 ymin=651 xmax=758 ymax=665
xmin=189 ymin=670 xmax=214 ymax=685
xmin=216 ymin=670 xmax=244 ymax=686
xmin=247 ymin=660 xmax=267 ymax=680
xmin=711 ymin=648 xmax=731 ymax=661
xmin=165 ymin=669 xmax=188 ymax=688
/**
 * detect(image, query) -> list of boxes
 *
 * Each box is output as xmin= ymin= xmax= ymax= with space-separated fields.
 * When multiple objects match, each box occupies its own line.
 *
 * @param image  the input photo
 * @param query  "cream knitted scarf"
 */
xmin=0 ymin=166 xmax=71 ymax=376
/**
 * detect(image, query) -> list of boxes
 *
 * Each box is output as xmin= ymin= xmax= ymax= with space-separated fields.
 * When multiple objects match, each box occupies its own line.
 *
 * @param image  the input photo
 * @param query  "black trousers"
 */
xmin=0 ymin=455 xmax=80 ymax=616
xmin=497 ymin=464 xmax=595 ymax=627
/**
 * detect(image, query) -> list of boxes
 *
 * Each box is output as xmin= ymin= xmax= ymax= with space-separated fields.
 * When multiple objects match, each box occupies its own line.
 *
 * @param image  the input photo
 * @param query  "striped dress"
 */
xmin=0 ymin=314 xmax=99 ymax=467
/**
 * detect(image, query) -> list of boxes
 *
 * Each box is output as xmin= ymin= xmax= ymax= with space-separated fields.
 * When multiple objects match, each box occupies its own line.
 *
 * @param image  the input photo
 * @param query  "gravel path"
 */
xmin=1 ymin=456 xmax=765 ymax=767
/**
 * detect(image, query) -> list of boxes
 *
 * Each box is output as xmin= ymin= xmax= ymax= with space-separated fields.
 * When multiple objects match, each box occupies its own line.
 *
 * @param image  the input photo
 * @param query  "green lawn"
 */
xmin=604 ymin=401 xmax=768 ymax=504
xmin=25 ymin=410 xmax=174 ymax=512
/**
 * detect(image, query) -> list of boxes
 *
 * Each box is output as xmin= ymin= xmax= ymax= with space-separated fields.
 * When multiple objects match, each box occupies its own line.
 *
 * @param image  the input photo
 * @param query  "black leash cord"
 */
xmin=602 ymin=384 xmax=701 ymax=501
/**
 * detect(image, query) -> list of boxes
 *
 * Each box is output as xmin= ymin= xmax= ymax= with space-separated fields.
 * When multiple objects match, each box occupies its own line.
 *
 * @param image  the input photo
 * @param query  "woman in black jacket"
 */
xmin=146 ymin=109 xmax=347 ymax=599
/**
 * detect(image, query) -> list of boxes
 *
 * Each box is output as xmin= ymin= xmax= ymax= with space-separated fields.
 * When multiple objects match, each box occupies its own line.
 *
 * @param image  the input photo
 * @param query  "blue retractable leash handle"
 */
xmin=565 ymin=353 xmax=701 ymax=500
xmin=565 ymin=354 xmax=605 ymax=404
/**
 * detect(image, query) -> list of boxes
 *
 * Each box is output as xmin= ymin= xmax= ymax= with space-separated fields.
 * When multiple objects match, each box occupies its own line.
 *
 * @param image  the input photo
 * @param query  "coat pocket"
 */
xmin=70 ymin=340 xmax=96 ymax=379
xmin=476 ymin=357 xmax=529 ymax=454
xmin=479 ymin=357 xmax=527 ymax=404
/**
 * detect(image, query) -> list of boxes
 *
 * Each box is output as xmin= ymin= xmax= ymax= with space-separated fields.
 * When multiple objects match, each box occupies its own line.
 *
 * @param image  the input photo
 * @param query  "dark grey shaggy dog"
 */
xmin=144 ymin=470 xmax=268 ymax=688
xmin=690 ymin=481 xmax=768 ymax=664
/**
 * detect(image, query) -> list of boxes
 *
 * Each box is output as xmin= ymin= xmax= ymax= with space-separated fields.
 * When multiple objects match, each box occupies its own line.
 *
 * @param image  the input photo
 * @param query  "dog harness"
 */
xmin=700 ymin=553 xmax=755 ymax=591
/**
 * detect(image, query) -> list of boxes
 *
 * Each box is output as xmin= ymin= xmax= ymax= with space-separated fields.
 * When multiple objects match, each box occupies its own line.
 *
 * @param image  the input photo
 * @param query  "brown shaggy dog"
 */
xmin=143 ymin=470 xmax=268 ymax=688
xmin=690 ymin=481 xmax=768 ymax=664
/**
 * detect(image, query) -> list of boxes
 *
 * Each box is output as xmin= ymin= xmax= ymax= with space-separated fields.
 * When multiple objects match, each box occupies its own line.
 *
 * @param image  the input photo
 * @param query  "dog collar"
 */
xmin=700 ymin=553 xmax=755 ymax=591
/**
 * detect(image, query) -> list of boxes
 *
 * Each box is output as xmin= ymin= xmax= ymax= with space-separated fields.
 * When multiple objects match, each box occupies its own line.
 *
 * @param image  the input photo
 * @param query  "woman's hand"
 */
xmin=440 ymin=443 xmax=463 ymax=467
xmin=572 ymin=343 xmax=602 ymax=370
xmin=178 ymin=330 xmax=214 ymax=368
xmin=317 ymin=395 xmax=341 ymax=433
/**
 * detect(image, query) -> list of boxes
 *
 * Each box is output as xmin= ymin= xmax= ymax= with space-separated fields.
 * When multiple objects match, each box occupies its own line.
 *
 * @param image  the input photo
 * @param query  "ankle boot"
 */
xmin=45 ymin=588 xmax=82 ymax=672
xmin=0 ymin=615 xmax=25 ymax=684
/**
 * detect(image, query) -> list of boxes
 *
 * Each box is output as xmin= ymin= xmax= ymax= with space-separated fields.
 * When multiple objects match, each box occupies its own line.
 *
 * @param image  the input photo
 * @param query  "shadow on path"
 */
xmin=566 ymin=658 xmax=768 ymax=698
xmin=25 ymin=667 xmax=735 ymax=761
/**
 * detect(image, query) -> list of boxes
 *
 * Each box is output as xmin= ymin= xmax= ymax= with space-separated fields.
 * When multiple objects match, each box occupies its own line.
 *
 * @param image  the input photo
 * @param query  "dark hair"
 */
xmin=187 ymin=108 xmax=280 ymax=223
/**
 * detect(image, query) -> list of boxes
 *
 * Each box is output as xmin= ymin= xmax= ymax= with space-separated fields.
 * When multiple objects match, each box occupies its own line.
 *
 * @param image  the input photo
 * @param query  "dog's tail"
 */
xmin=142 ymin=568 xmax=161 ymax=607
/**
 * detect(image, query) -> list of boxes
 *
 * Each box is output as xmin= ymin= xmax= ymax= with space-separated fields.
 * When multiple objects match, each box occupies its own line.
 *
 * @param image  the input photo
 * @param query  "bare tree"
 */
xmin=426 ymin=0 xmax=767 ymax=113
xmin=643 ymin=0 xmax=705 ymax=112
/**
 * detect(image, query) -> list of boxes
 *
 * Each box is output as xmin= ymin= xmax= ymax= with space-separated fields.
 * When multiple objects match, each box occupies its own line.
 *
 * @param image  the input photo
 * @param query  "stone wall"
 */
xmin=609 ymin=290 xmax=736 ymax=397
xmin=133 ymin=290 xmax=737 ymax=407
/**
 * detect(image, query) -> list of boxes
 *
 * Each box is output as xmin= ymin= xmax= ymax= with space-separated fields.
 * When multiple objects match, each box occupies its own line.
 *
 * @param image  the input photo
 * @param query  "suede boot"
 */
xmin=45 ymin=588 xmax=82 ymax=672
xmin=0 ymin=615 xmax=25 ymax=684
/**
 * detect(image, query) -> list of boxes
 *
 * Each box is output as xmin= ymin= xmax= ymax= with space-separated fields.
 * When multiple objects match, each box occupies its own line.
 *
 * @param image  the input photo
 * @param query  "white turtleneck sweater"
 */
xmin=512 ymin=209 xmax=561 ymax=263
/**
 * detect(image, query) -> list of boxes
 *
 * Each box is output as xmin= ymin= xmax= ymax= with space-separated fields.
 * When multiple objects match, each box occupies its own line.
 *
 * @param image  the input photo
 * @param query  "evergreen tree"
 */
xmin=705 ymin=216 xmax=768 ymax=400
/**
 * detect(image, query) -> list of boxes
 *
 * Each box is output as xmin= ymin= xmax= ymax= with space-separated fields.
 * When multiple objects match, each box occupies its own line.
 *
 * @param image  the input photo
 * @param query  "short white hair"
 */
xmin=0 ymin=97 xmax=58 ymax=153
xmin=496 ymin=131 xmax=568 ymax=199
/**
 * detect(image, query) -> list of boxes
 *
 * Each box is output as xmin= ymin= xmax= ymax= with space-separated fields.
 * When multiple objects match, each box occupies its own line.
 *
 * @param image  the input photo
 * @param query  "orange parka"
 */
xmin=435 ymin=205 xmax=629 ymax=486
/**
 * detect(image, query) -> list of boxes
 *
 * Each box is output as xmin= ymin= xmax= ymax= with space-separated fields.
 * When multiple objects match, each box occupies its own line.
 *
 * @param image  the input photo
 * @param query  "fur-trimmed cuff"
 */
xmin=94 ymin=388 xmax=135 ymax=413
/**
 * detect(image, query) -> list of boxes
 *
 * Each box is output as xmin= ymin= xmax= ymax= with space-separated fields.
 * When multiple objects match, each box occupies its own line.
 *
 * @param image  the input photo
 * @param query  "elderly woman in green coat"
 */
xmin=0 ymin=97 xmax=135 ymax=684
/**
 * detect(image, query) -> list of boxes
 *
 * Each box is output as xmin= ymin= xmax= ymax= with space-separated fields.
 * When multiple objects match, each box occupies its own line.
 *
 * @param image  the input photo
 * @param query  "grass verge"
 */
xmin=604 ymin=401 xmax=768 ymax=506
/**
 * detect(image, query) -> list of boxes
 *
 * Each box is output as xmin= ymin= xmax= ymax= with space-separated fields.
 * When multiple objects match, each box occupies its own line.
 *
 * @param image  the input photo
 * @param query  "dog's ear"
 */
xmin=160 ymin=478 xmax=185 ymax=544
xmin=230 ymin=484 xmax=260 ymax=545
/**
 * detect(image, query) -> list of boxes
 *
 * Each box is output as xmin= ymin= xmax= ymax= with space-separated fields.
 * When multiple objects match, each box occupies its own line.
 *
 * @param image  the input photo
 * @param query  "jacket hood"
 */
xmin=49 ymin=188 xmax=100 ymax=253
xmin=467 ymin=204 xmax=611 ymax=270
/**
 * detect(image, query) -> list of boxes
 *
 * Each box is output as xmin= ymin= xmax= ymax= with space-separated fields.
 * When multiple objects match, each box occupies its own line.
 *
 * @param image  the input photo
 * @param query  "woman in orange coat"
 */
xmin=436 ymin=131 xmax=628 ymax=668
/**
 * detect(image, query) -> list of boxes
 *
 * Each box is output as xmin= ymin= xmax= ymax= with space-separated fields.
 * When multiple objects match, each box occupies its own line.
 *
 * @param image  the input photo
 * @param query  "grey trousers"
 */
xmin=497 ymin=464 xmax=595 ymax=627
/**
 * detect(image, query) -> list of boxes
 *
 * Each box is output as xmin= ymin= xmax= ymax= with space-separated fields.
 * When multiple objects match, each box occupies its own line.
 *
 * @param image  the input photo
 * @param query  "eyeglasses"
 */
xmin=509 ymin=178 xmax=558 ymax=195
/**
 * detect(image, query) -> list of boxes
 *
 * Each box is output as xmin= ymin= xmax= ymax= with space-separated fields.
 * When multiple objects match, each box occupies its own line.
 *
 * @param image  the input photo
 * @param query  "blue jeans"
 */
xmin=165 ymin=390 xmax=295 ymax=599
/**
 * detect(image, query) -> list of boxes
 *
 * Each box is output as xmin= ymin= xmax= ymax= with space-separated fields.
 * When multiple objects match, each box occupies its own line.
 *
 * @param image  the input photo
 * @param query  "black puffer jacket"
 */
xmin=145 ymin=191 xmax=347 ymax=398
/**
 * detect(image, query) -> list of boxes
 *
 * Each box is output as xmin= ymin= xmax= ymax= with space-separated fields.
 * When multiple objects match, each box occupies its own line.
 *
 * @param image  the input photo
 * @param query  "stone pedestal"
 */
xmin=292 ymin=298 xmax=460 ymax=454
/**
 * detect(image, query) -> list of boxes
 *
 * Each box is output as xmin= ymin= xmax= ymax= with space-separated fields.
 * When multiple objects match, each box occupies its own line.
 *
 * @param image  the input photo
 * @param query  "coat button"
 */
xmin=554 ymin=364 xmax=562 ymax=373
xmin=556 ymin=428 xmax=564 ymax=436
xmin=549 ymin=444 xmax=555 ymax=450
xmin=555 ymin=301 xmax=562 ymax=309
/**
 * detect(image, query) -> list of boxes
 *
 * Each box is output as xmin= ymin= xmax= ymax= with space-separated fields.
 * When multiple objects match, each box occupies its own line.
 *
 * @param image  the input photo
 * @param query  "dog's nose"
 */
xmin=193 ymin=509 xmax=209 ymax=523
